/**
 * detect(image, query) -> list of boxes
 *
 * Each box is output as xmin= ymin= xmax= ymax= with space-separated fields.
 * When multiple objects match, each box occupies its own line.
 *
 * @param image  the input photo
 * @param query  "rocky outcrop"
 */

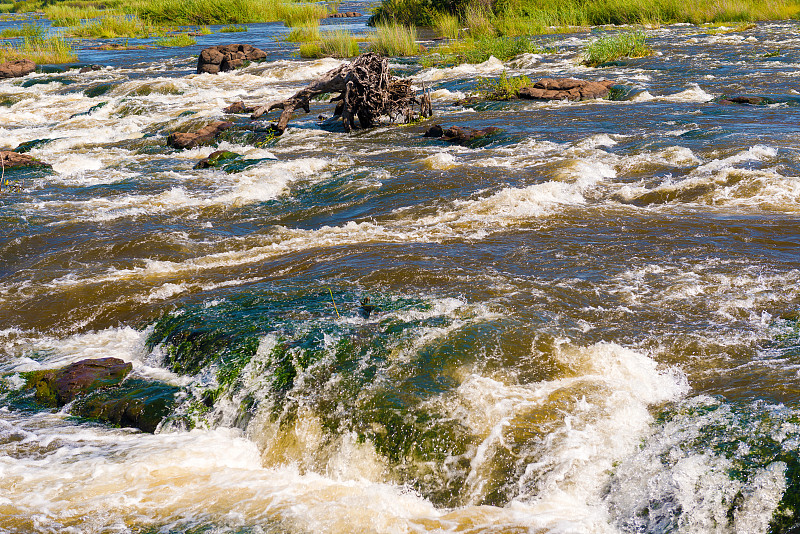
xmin=328 ymin=12 xmax=361 ymax=17
xmin=0 ymin=59 xmax=35 ymax=79
xmin=78 ymin=65 xmax=103 ymax=73
xmin=223 ymin=101 xmax=257 ymax=114
xmin=719 ymin=95 xmax=771 ymax=105
xmin=424 ymin=124 xmax=501 ymax=145
xmin=0 ymin=151 xmax=50 ymax=168
xmin=167 ymin=121 xmax=233 ymax=150
xmin=518 ymin=78 xmax=615 ymax=101
xmin=25 ymin=357 xmax=132 ymax=407
xmin=197 ymin=44 xmax=267 ymax=74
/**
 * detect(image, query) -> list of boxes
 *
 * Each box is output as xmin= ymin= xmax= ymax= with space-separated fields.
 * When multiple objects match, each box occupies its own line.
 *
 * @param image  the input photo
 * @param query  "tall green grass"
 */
xmin=300 ymin=30 xmax=358 ymax=58
xmin=582 ymin=30 xmax=652 ymax=66
xmin=433 ymin=12 xmax=459 ymax=38
xmin=0 ymin=22 xmax=45 ymax=38
xmin=279 ymin=1 xmax=326 ymax=26
xmin=44 ymin=4 xmax=114 ymax=26
xmin=132 ymin=0 xmax=325 ymax=25
xmin=370 ymin=22 xmax=419 ymax=56
xmin=69 ymin=14 xmax=158 ymax=38
xmin=371 ymin=0 xmax=800 ymax=31
xmin=0 ymin=32 xmax=77 ymax=63
xmin=155 ymin=33 xmax=196 ymax=45
xmin=286 ymin=22 xmax=319 ymax=42
xmin=478 ymin=70 xmax=532 ymax=99
xmin=421 ymin=35 xmax=534 ymax=66
xmin=219 ymin=23 xmax=248 ymax=31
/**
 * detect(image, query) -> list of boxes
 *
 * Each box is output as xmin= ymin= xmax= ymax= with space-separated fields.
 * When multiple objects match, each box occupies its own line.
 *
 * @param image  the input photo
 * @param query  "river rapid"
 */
xmin=1 ymin=11 xmax=800 ymax=534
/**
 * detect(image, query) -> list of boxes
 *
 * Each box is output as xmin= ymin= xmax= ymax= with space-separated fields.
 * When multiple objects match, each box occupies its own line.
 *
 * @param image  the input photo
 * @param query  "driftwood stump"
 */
xmin=251 ymin=53 xmax=431 ymax=134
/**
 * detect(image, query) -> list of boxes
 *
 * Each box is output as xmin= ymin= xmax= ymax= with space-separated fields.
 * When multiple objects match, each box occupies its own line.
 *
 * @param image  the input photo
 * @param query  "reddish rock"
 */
xmin=0 ymin=151 xmax=49 ymax=168
xmin=197 ymin=44 xmax=268 ymax=74
xmin=0 ymin=59 xmax=35 ymax=79
xmin=519 ymin=78 xmax=616 ymax=101
xmin=223 ymin=101 xmax=257 ymax=114
xmin=167 ymin=121 xmax=233 ymax=150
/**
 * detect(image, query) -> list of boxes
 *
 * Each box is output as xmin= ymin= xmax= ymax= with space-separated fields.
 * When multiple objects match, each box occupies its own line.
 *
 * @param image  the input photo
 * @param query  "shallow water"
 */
xmin=1 ymin=12 xmax=800 ymax=534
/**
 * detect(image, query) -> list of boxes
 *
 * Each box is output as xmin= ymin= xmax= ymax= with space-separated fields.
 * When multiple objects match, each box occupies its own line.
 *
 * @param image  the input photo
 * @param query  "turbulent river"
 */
xmin=1 ymin=10 xmax=800 ymax=534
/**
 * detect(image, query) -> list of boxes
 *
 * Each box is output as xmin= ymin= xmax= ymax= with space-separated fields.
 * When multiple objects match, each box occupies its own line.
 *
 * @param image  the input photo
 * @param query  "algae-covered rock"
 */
xmin=24 ymin=357 xmax=132 ymax=407
xmin=0 ymin=151 xmax=50 ymax=169
xmin=72 ymin=379 xmax=180 ymax=433
xmin=194 ymin=150 xmax=241 ymax=169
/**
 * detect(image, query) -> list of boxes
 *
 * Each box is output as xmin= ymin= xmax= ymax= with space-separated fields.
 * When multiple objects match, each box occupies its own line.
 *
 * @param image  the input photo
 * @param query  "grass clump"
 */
xmin=433 ymin=12 xmax=459 ymax=39
xmin=0 ymin=22 xmax=45 ymax=38
xmin=370 ymin=22 xmax=419 ymax=56
xmin=155 ymin=33 xmax=196 ymax=46
xmin=279 ymin=2 xmax=327 ymax=26
xmin=478 ymin=70 xmax=531 ymax=99
xmin=44 ymin=4 xmax=114 ymax=26
xmin=69 ymin=14 xmax=157 ymax=38
xmin=300 ymin=30 xmax=358 ymax=58
xmin=219 ymin=24 xmax=247 ymax=31
xmin=0 ymin=32 xmax=77 ymax=63
xmin=422 ymin=35 xmax=534 ymax=67
xmin=582 ymin=30 xmax=653 ymax=67
xmin=286 ymin=22 xmax=319 ymax=42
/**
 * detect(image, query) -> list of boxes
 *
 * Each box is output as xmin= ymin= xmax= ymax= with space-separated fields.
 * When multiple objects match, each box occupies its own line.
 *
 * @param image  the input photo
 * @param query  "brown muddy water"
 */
xmin=1 ymin=13 xmax=800 ymax=534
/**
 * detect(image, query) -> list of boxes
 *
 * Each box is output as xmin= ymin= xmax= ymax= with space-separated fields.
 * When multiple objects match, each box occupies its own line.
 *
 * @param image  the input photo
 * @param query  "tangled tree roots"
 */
xmin=251 ymin=52 xmax=432 ymax=134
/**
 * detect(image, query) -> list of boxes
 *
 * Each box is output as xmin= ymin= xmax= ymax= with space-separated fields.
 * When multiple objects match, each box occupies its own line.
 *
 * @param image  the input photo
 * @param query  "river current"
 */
xmin=1 ymin=11 xmax=800 ymax=534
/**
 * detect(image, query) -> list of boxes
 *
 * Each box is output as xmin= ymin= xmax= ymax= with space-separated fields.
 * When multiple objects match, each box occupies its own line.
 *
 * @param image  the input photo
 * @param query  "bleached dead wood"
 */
xmin=251 ymin=53 xmax=431 ymax=134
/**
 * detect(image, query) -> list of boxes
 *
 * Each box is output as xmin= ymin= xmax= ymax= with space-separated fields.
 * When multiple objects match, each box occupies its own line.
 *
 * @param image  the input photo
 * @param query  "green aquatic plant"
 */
xmin=155 ymin=33 xmax=197 ymax=46
xmin=286 ymin=22 xmax=319 ymax=42
xmin=433 ymin=11 xmax=459 ymax=39
xmin=420 ymin=35 xmax=535 ymax=67
xmin=582 ymin=30 xmax=653 ymax=67
xmin=301 ymin=30 xmax=358 ymax=58
xmin=478 ymin=70 xmax=532 ymax=100
xmin=0 ymin=32 xmax=77 ymax=63
xmin=69 ymin=14 xmax=157 ymax=38
xmin=370 ymin=22 xmax=419 ymax=57
xmin=0 ymin=22 xmax=45 ymax=38
xmin=218 ymin=23 xmax=247 ymax=31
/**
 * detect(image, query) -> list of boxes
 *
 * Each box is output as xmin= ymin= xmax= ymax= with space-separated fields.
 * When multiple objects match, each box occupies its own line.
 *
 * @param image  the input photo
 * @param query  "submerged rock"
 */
xmin=424 ymin=124 xmax=502 ymax=145
xmin=0 ymin=151 xmax=50 ymax=169
xmin=24 ymin=357 xmax=132 ymax=407
xmin=223 ymin=101 xmax=257 ymax=114
xmin=0 ymin=59 xmax=35 ymax=79
xmin=719 ymin=95 xmax=772 ymax=105
xmin=167 ymin=121 xmax=233 ymax=150
xmin=72 ymin=379 xmax=180 ymax=433
xmin=328 ymin=11 xmax=361 ymax=17
xmin=197 ymin=44 xmax=267 ymax=74
xmin=194 ymin=150 xmax=241 ymax=169
xmin=78 ymin=64 xmax=103 ymax=73
xmin=518 ymin=78 xmax=616 ymax=101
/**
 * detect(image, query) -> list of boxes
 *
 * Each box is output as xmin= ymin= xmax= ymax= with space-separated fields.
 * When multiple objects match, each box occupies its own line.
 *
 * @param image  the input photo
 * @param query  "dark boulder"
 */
xmin=72 ymin=379 xmax=180 ymax=433
xmin=518 ymin=78 xmax=615 ymax=101
xmin=78 ymin=65 xmax=103 ymax=73
xmin=719 ymin=95 xmax=771 ymax=105
xmin=197 ymin=44 xmax=267 ymax=74
xmin=167 ymin=121 xmax=233 ymax=150
xmin=25 ymin=357 xmax=132 ymax=407
xmin=223 ymin=101 xmax=257 ymax=114
xmin=0 ymin=151 xmax=50 ymax=169
xmin=0 ymin=59 xmax=35 ymax=79
xmin=424 ymin=124 xmax=501 ymax=145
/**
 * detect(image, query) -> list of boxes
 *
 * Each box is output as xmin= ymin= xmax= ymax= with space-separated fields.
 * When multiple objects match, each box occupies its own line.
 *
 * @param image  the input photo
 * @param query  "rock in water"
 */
xmin=424 ymin=124 xmax=502 ymax=145
xmin=0 ymin=59 xmax=35 ymax=79
xmin=25 ymin=357 xmax=133 ymax=406
xmin=194 ymin=150 xmax=241 ymax=169
xmin=197 ymin=44 xmax=268 ymax=74
xmin=167 ymin=121 xmax=233 ymax=150
xmin=0 ymin=151 xmax=50 ymax=168
xmin=223 ymin=101 xmax=257 ymax=114
xmin=72 ymin=379 xmax=180 ymax=433
xmin=518 ymin=78 xmax=616 ymax=101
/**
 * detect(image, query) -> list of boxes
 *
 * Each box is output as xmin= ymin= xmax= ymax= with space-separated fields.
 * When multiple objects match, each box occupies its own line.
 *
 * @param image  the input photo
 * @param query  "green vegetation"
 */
xmin=371 ymin=0 xmax=800 ymax=34
xmin=0 ymin=31 xmax=77 ymax=63
xmin=433 ymin=11 xmax=459 ymax=38
xmin=0 ymin=2 xmax=13 ymax=14
xmin=582 ymin=30 xmax=652 ymax=67
xmin=0 ymin=22 xmax=45 ymax=38
xmin=45 ymin=4 xmax=113 ymax=26
xmin=301 ymin=29 xmax=359 ymax=58
xmin=286 ymin=22 xmax=319 ymax=42
xmin=279 ymin=1 xmax=327 ymax=26
xmin=219 ymin=23 xmax=247 ymax=31
xmin=155 ymin=33 xmax=196 ymax=46
xmin=370 ymin=22 xmax=419 ymax=56
xmin=69 ymin=14 xmax=158 ymax=38
xmin=478 ymin=70 xmax=531 ymax=99
xmin=421 ymin=35 xmax=535 ymax=67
